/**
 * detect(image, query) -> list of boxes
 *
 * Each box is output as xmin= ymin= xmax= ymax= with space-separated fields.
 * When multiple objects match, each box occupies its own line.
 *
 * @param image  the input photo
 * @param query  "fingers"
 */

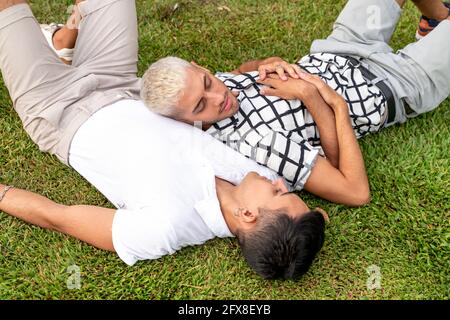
xmin=259 ymin=87 xmax=278 ymax=96
xmin=259 ymin=67 xmax=267 ymax=80
xmin=298 ymin=72 xmax=325 ymax=89
xmin=259 ymin=60 xmax=302 ymax=81
xmin=257 ymin=77 xmax=281 ymax=87
xmin=292 ymin=64 xmax=305 ymax=78
xmin=275 ymin=65 xmax=288 ymax=80
xmin=284 ymin=64 xmax=301 ymax=80
xmin=267 ymin=73 xmax=282 ymax=80
xmin=257 ymin=78 xmax=282 ymax=95
xmin=259 ymin=65 xmax=285 ymax=81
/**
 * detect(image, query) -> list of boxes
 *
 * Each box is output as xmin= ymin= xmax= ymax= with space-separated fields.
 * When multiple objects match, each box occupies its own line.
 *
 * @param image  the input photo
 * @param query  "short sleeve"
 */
xmin=252 ymin=130 xmax=320 ymax=190
xmin=215 ymin=72 xmax=236 ymax=82
xmin=112 ymin=207 xmax=178 ymax=266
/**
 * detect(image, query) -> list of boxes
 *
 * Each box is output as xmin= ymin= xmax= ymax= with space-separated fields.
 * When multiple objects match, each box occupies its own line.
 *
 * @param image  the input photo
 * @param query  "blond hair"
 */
xmin=140 ymin=56 xmax=192 ymax=117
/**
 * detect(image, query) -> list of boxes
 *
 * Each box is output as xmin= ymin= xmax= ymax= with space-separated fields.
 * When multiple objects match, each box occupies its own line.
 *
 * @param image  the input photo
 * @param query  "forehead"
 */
xmin=275 ymin=193 xmax=309 ymax=217
xmin=178 ymin=67 xmax=205 ymax=108
xmin=185 ymin=65 xmax=204 ymax=79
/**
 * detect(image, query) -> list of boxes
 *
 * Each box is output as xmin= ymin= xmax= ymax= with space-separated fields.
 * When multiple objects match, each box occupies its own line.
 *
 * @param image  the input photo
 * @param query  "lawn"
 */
xmin=0 ymin=0 xmax=449 ymax=299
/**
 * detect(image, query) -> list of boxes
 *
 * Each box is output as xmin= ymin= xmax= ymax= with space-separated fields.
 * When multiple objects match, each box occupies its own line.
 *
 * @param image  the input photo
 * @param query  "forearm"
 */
xmin=0 ymin=184 xmax=115 ymax=251
xmin=333 ymin=102 xmax=370 ymax=198
xmin=302 ymin=102 xmax=369 ymax=206
xmin=233 ymin=59 xmax=265 ymax=74
xmin=302 ymin=94 xmax=339 ymax=168
xmin=0 ymin=184 xmax=63 ymax=230
xmin=234 ymin=56 xmax=285 ymax=74
xmin=298 ymin=72 xmax=370 ymax=206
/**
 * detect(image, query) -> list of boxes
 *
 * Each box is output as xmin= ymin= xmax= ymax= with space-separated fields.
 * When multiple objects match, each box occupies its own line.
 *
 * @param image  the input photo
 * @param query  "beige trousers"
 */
xmin=0 ymin=0 xmax=141 ymax=165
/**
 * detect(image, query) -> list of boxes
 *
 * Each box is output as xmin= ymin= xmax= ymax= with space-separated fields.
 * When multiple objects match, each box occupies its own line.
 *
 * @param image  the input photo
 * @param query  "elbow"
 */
xmin=340 ymin=180 xmax=371 ymax=207
xmin=343 ymin=176 xmax=371 ymax=206
xmin=356 ymin=192 xmax=371 ymax=206
xmin=348 ymin=189 xmax=371 ymax=207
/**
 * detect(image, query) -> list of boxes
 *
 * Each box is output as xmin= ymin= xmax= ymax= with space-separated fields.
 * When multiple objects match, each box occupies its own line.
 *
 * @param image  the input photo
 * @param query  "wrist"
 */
xmin=334 ymin=104 xmax=350 ymax=123
xmin=0 ymin=185 xmax=13 ymax=202
xmin=332 ymin=100 xmax=348 ymax=112
xmin=239 ymin=59 xmax=264 ymax=73
xmin=297 ymin=86 xmax=320 ymax=105
xmin=300 ymin=91 xmax=317 ymax=105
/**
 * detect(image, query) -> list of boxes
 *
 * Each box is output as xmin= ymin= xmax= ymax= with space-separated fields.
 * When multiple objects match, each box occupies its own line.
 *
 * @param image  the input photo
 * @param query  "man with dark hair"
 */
xmin=238 ymin=210 xmax=326 ymax=280
xmin=0 ymin=0 xmax=328 ymax=279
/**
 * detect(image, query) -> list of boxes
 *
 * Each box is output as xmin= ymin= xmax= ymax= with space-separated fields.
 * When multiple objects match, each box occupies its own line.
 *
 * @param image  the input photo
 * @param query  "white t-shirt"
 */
xmin=69 ymin=99 xmax=279 ymax=265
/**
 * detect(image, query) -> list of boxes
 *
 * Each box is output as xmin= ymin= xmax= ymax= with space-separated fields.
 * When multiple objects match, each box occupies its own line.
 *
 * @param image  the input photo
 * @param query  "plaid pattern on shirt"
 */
xmin=207 ymin=53 xmax=387 ymax=190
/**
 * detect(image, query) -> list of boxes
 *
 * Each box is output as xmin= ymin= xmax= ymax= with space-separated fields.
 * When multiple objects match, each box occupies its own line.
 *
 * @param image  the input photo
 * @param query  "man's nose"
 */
xmin=205 ymin=91 xmax=224 ymax=106
xmin=273 ymin=178 xmax=289 ymax=192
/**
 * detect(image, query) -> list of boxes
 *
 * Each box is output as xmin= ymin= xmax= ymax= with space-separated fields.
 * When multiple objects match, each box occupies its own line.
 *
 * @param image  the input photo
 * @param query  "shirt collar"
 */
xmin=194 ymin=196 xmax=234 ymax=238
xmin=193 ymin=163 xmax=234 ymax=238
xmin=215 ymin=71 xmax=260 ymax=91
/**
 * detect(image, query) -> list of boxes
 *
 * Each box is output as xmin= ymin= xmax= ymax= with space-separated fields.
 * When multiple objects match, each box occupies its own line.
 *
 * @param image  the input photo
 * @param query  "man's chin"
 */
xmin=210 ymin=104 xmax=239 ymax=123
xmin=226 ymin=104 xmax=239 ymax=118
xmin=217 ymin=112 xmax=236 ymax=122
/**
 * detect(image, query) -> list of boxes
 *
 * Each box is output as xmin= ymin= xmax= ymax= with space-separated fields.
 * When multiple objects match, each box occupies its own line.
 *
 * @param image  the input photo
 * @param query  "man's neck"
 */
xmin=215 ymin=177 xmax=239 ymax=234
xmin=202 ymin=123 xmax=212 ymax=131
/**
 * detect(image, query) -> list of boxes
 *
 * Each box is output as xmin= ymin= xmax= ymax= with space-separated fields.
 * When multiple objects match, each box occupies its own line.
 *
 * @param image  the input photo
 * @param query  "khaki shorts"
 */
xmin=0 ymin=0 xmax=141 ymax=164
xmin=310 ymin=0 xmax=450 ymax=125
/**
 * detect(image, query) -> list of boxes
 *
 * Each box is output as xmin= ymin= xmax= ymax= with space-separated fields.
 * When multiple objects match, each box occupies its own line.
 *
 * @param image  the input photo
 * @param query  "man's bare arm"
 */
xmin=231 ymin=59 xmax=265 ymax=74
xmin=0 ymin=184 xmax=116 ymax=251
xmin=302 ymin=92 xmax=339 ymax=167
xmin=231 ymin=57 xmax=303 ymax=80
xmin=300 ymin=73 xmax=370 ymax=206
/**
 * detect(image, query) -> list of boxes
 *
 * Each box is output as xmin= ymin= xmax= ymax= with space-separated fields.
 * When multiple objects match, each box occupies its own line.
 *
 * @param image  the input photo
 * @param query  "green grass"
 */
xmin=0 ymin=0 xmax=449 ymax=299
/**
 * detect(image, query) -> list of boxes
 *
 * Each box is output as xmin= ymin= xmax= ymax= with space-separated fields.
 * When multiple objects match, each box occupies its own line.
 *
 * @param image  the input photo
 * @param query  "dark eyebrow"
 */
xmin=192 ymin=74 xmax=207 ymax=114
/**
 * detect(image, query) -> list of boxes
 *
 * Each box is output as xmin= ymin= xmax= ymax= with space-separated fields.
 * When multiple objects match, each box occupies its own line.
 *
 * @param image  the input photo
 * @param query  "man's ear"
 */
xmin=190 ymin=61 xmax=211 ymax=74
xmin=240 ymin=208 xmax=257 ymax=224
xmin=315 ymin=207 xmax=330 ymax=223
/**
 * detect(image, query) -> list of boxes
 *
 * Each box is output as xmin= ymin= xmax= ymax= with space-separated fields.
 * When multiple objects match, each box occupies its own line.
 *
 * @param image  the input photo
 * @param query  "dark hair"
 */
xmin=237 ymin=209 xmax=325 ymax=280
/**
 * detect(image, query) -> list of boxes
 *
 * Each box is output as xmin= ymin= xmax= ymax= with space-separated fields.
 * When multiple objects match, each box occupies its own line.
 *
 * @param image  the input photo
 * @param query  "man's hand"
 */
xmin=298 ymin=72 xmax=347 ymax=110
xmin=258 ymin=57 xmax=303 ymax=81
xmin=257 ymin=74 xmax=319 ymax=102
xmin=259 ymin=73 xmax=341 ymax=168
xmin=232 ymin=57 xmax=303 ymax=79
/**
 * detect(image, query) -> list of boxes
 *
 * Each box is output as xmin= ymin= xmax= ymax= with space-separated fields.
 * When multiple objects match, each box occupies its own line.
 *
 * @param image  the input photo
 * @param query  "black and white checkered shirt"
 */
xmin=207 ymin=53 xmax=387 ymax=190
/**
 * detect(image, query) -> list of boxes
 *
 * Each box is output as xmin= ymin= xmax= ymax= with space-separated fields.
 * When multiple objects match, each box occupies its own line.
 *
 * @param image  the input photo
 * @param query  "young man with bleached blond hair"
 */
xmin=141 ymin=0 xmax=450 ymax=206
